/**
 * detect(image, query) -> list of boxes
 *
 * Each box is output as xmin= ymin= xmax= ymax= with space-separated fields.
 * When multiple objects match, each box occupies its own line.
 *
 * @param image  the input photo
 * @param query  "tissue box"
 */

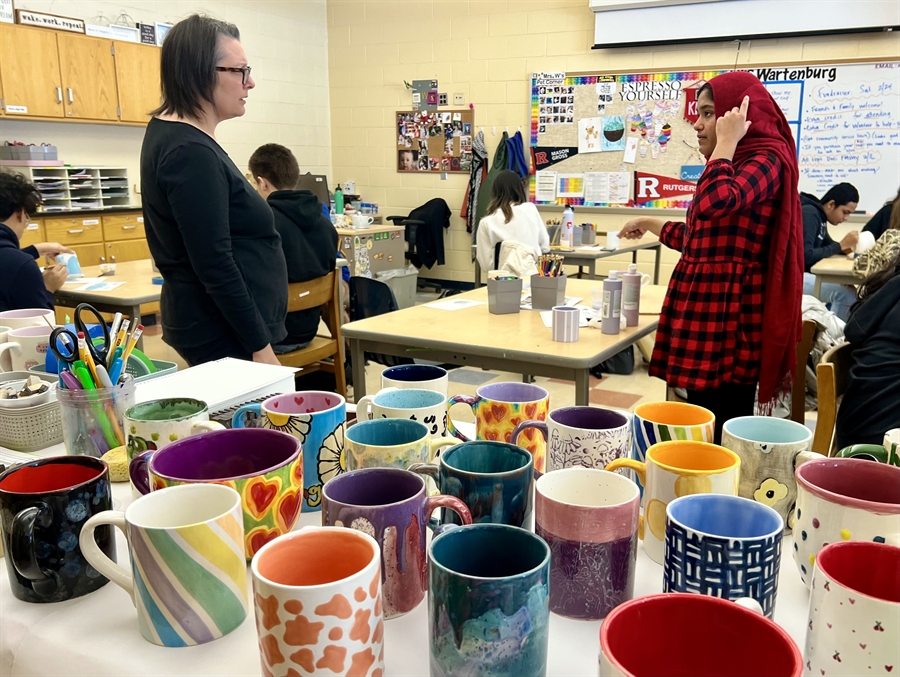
xmin=531 ymin=274 xmax=567 ymax=310
xmin=487 ymin=277 xmax=523 ymax=315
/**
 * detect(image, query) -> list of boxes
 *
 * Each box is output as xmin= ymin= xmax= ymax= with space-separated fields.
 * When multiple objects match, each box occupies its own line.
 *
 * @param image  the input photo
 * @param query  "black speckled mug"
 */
xmin=0 ymin=456 xmax=115 ymax=603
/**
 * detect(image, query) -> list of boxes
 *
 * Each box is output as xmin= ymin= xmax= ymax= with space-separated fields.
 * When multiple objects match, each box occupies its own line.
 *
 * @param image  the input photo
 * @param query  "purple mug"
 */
xmin=512 ymin=406 xmax=631 ymax=474
xmin=321 ymin=467 xmax=472 ymax=618
xmin=128 ymin=428 xmax=302 ymax=559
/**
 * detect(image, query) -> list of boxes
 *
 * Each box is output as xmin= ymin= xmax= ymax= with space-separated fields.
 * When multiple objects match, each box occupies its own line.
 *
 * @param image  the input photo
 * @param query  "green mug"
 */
xmin=836 ymin=444 xmax=900 ymax=466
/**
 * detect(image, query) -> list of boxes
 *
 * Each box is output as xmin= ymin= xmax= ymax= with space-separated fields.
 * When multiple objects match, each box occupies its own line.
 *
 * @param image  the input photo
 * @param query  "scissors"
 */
xmin=71 ymin=303 xmax=111 ymax=366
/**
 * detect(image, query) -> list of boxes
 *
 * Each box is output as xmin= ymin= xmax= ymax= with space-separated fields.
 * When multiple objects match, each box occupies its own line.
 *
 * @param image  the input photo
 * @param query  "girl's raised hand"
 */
xmin=715 ymin=95 xmax=752 ymax=146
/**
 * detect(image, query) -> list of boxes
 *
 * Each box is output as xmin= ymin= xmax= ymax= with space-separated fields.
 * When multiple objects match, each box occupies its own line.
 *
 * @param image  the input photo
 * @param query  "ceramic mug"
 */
xmin=664 ymin=494 xmax=784 ymax=618
xmin=81 ymin=483 xmax=248 ymax=646
xmin=409 ymin=440 xmax=534 ymax=527
xmin=631 ymin=400 xmax=715 ymax=465
xmin=352 ymin=214 xmax=375 ymax=229
xmin=232 ymin=391 xmax=347 ymax=512
xmin=322 ymin=467 xmax=471 ymax=618
xmin=721 ymin=416 xmax=820 ymax=529
xmin=512 ymin=406 xmax=631 ymax=474
xmin=251 ymin=526 xmax=385 ymax=677
xmin=837 ymin=443 xmax=900 ymax=466
xmin=447 ymin=382 xmax=550 ymax=474
xmin=124 ymin=398 xmax=223 ymax=461
xmin=0 ymin=325 xmax=53 ymax=372
xmin=535 ymin=467 xmax=639 ymax=620
xmin=344 ymin=418 xmax=458 ymax=472
xmin=0 ymin=456 xmax=114 ymax=603
xmin=0 ymin=308 xmax=56 ymax=331
xmin=0 ymin=325 xmax=11 ymax=371
xmin=805 ymin=541 xmax=899 ymax=677
xmin=598 ymin=593 xmax=803 ymax=676
xmin=429 ymin=523 xmax=550 ymax=677
xmin=606 ymin=440 xmax=741 ymax=564
xmin=381 ymin=364 xmax=448 ymax=397
xmin=129 ymin=428 xmax=303 ymax=559
xmin=792 ymin=458 xmax=900 ymax=587
xmin=356 ymin=388 xmax=448 ymax=439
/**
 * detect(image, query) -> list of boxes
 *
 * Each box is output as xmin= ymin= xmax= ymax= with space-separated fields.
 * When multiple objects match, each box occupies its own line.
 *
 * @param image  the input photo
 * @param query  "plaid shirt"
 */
xmin=651 ymin=153 xmax=782 ymax=390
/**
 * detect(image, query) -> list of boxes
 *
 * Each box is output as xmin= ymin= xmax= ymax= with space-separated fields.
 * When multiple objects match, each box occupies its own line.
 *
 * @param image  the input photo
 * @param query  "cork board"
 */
xmin=396 ymin=109 xmax=475 ymax=173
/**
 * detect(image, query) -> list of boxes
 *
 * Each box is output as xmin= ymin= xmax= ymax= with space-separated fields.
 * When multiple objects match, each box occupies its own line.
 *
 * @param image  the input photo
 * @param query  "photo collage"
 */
xmin=536 ymin=84 xmax=575 ymax=135
xmin=397 ymin=109 xmax=475 ymax=173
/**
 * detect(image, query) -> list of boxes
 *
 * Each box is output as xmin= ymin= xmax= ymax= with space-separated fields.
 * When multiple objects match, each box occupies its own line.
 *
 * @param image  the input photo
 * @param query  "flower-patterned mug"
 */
xmin=129 ymin=428 xmax=303 ymax=560
xmin=721 ymin=416 xmax=821 ymax=531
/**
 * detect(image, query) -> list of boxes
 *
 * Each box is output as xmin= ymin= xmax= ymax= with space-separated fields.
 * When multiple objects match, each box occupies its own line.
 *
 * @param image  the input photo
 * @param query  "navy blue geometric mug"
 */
xmin=663 ymin=494 xmax=784 ymax=618
xmin=0 ymin=456 xmax=115 ymax=603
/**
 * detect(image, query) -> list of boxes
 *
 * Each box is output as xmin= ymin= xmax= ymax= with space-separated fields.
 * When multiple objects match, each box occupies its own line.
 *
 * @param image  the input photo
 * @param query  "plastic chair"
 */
xmin=348 ymin=277 xmax=413 ymax=369
xmin=813 ymin=341 xmax=854 ymax=456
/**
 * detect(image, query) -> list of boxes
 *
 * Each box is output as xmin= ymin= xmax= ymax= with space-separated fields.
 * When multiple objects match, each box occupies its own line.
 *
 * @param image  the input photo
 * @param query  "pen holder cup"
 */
xmin=57 ymin=376 xmax=135 ymax=458
xmin=581 ymin=225 xmax=596 ymax=245
xmin=531 ymin=274 xmax=567 ymax=310
xmin=487 ymin=277 xmax=523 ymax=315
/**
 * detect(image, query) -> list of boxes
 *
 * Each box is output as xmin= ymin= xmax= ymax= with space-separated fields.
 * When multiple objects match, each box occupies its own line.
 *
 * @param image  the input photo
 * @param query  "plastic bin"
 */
xmin=376 ymin=265 xmax=418 ymax=310
xmin=531 ymin=274 xmax=567 ymax=310
xmin=487 ymin=277 xmax=522 ymax=315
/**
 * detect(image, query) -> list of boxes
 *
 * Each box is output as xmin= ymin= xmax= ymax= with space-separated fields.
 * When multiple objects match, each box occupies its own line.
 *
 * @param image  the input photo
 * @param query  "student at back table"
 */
xmin=801 ymin=182 xmax=859 ymax=321
xmin=249 ymin=143 xmax=336 ymax=353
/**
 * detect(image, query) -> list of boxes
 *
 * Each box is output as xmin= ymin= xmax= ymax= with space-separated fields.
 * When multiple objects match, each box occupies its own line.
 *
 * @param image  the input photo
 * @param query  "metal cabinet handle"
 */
xmin=67 ymin=88 xmax=73 ymax=103
xmin=122 ymin=225 xmax=136 ymax=230
xmin=68 ymin=229 xmax=84 ymax=234
xmin=56 ymin=87 xmax=63 ymax=103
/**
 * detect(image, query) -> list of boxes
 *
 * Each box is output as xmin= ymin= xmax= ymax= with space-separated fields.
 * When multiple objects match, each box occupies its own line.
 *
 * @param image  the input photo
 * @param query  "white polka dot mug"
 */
xmin=792 ymin=458 xmax=900 ymax=588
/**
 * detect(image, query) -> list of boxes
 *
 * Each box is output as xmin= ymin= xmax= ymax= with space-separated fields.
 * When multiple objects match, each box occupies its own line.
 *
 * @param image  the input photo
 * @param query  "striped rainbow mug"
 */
xmin=632 ymin=401 xmax=715 ymax=464
xmin=80 ymin=483 xmax=248 ymax=647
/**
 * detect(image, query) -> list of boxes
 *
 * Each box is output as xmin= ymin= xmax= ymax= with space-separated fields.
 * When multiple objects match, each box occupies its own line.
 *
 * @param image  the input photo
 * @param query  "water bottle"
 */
xmin=334 ymin=186 xmax=344 ymax=215
xmin=562 ymin=204 xmax=575 ymax=248
xmin=601 ymin=271 xmax=622 ymax=335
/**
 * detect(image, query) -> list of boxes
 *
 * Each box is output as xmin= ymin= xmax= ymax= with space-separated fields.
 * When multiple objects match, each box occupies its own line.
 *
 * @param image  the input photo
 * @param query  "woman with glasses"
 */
xmin=140 ymin=14 xmax=288 ymax=366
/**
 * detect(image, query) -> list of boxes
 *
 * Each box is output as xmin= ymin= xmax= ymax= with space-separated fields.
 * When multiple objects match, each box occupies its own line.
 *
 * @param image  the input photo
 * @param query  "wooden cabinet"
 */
xmin=57 ymin=34 xmax=119 ymax=121
xmin=18 ymin=219 xmax=46 ymax=250
xmin=105 ymin=239 xmax=150 ymax=263
xmin=68 ymin=243 xmax=106 ymax=267
xmin=0 ymin=24 xmax=64 ymax=118
xmin=114 ymin=42 xmax=161 ymax=123
xmin=44 ymin=216 xmax=104 ymax=246
xmin=102 ymin=213 xmax=145 ymax=241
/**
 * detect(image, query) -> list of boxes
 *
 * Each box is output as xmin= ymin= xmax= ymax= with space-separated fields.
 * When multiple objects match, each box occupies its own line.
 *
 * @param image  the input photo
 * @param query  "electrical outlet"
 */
xmin=438 ymin=92 xmax=448 ymax=106
xmin=454 ymin=93 xmax=464 ymax=105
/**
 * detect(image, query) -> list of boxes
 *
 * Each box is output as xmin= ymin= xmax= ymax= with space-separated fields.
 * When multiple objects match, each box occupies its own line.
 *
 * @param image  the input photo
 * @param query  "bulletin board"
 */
xmin=396 ymin=109 xmax=475 ymax=173
xmin=529 ymin=61 xmax=900 ymax=212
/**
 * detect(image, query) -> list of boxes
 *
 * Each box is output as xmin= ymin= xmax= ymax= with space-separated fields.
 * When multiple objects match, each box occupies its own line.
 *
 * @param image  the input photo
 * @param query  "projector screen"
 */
xmin=592 ymin=0 xmax=900 ymax=49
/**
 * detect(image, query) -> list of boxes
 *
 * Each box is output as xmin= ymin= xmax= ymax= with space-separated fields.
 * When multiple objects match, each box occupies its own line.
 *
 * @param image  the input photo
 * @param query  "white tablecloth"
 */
xmin=1 ymin=442 xmax=812 ymax=677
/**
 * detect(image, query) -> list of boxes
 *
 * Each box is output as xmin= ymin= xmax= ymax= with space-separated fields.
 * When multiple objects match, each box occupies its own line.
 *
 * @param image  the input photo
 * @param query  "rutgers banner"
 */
xmin=634 ymin=172 xmax=697 ymax=205
xmin=531 ymin=146 xmax=578 ymax=171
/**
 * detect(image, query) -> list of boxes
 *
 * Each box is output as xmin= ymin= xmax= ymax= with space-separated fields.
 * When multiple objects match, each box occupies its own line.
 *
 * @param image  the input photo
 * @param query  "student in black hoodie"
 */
xmin=249 ymin=144 xmax=336 ymax=352
xmin=801 ymin=182 xmax=860 ymax=320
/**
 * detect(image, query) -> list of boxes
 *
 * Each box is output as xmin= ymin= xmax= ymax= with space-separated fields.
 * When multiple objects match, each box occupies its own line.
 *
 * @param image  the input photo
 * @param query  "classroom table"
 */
xmin=810 ymin=254 xmax=858 ymax=297
xmin=344 ymin=279 xmax=667 ymax=406
xmin=0 ymin=429 xmax=813 ymax=676
xmin=53 ymin=260 xmax=160 ymax=350
xmin=472 ymin=235 xmax=663 ymax=287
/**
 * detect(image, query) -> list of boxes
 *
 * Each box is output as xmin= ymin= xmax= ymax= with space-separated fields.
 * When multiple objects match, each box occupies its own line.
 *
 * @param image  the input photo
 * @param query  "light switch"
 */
xmin=454 ymin=93 xmax=464 ymax=105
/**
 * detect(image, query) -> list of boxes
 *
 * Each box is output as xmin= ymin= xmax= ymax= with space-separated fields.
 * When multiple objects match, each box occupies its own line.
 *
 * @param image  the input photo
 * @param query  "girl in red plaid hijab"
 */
xmin=620 ymin=71 xmax=803 ymax=442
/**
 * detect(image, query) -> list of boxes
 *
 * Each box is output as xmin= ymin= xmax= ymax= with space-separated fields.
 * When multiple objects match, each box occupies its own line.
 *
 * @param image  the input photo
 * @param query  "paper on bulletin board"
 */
xmin=557 ymin=174 xmax=585 ymax=199
xmin=584 ymin=172 xmax=631 ymax=205
xmin=601 ymin=116 xmax=627 ymax=152
xmin=535 ymin=171 xmax=558 ymax=201
xmin=578 ymin=117 xmax=602 ymax=154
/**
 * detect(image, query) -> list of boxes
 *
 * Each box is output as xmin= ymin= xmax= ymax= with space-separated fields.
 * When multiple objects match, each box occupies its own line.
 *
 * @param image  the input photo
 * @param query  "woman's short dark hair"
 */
xmin=249 ymin=144 xmax=300 ymax=191
xmin=821 ymin=182 xmax=860 ymax=208
xmin=151 ymin=14 xmax=240 ymax=120
xmin=487 ymin=170 xmax=528 ymax=224
xmin=0 ymin=172 xmax=42 ymax=221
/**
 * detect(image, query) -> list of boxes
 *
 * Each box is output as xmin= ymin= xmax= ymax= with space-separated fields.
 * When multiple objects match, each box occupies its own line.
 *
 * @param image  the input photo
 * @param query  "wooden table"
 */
xmin=473 ymin=235 xmax=663 ymax=287
xmin=810 ymin=254 xmax=858 ymax=297
xmin=343 ymin=279 xmax=666 ymax=406
xmin=54 ymin=259 xmax=160 ymax=349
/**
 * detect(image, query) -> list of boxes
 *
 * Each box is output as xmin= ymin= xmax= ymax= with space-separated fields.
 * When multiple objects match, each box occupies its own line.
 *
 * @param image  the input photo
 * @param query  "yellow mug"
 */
xmin=606 ymin=440 xmax=741 ymax=564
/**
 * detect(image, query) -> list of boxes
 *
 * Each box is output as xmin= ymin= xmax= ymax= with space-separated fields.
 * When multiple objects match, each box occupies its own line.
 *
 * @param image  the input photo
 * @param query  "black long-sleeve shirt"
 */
xmin=863 ymin=201 xmax=893 ymax=241
xmin=0 ymin=224 xmax=54 ymax=312
xmin=140 ymin=118 xmax=287 ymax=363
xmin=801 ymin=193 xmax=842 ymax=271
xmin=835 ymin=272 xmax=900 ymax=448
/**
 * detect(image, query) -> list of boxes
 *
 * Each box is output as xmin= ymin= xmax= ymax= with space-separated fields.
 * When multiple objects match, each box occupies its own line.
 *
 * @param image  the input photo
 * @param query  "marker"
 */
xmin=108 ymin=357 xmax=124 ymax=386
xmin=96 ymin=364 xmax=113 ymax=388
xmin=107 ymin=313 xmax=123 ymax=368
xmin=59 ymin=370 xmax=83 ymax=390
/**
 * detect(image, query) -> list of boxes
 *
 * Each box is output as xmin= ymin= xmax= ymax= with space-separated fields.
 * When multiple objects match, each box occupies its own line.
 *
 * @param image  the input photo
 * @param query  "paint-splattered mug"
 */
xmin=322 ymin=467 xmax=471 ymax=618
xmin=124 ymin=398 xmax=223 ymax=462
xmin=447 ymin=382 xmax=550 ymax=473
xmin=605 ymin=440 xmax=741 ymax=564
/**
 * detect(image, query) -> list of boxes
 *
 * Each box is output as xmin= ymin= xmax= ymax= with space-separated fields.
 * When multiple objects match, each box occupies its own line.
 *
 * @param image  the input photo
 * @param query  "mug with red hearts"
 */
xmin=447 ymin=382 xmax=550 ymax=473
xmin=129 ymin=428 xmax=303 ymax=559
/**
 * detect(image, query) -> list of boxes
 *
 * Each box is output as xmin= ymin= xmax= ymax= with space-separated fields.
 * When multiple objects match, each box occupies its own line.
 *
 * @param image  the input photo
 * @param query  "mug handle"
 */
xmin=511 ymin=420 xmax=548 ymax=447
xmin=0 ymin=342 xmax=22 ymax=373
xmin=428 ymin=435 xmax=461 ymax=461
xmin=407 ymin=462 xmax=438 ymax=482
xmin=190 ymin=421 xmax=225 ymax=435
xmin=355 ymin=395 xmax=375 ymax=421
xmin=445 ymin=395 xmax=479 ymax=441
xmin=80 ymin=511 xmax=134 ymax=603
xmin=795 ymin=449 xmax=825 ymax=468
xmin=605 ymin=458 xmax=646 ymax=486
xmin=640 ymin=273 xmax=652 ymax=287
xmin=734 ymin=597 xmax=764 ymax=615
xmin=129 ymin=450 xmax=154 ymax=495
xmin=10 ymin=504 xmax=58 ymax=596
xmin=424 ymin=495 xmax=472 ymax=531
xmin=231 ymin=402 xmax=262 ymax=428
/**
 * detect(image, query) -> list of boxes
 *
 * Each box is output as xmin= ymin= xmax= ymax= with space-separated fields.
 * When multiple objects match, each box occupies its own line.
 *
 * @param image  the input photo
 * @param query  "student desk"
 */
xmin=0 ymin=421 xmax=812 ymax=676
xmin=810 ymin=254 xmax=858 ymax=297
xmin=344 ymin=280 xmax=668 ymax=406
xmin=473 ymin=235 xmax=663 ymax=288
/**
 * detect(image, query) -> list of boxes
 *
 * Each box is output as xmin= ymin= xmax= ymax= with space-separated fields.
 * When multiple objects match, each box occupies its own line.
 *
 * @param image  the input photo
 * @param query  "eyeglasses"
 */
xmin=215 ymin=66 xmax=252 ymax=85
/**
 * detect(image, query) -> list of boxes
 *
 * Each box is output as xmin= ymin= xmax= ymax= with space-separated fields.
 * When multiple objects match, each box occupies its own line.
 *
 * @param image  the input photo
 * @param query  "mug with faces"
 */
xmin=355 ymin=387 xmax=448 ymax=439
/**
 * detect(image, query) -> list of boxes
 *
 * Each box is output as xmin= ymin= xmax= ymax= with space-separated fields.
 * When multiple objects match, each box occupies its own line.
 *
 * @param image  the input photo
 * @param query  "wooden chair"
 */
xmin=276 ymin=271 xmax=346 ymax=398
xmin=791 ymin=319 xmax=818 ymax=424
xmin=812 ymin=341 xmax=854 ymax=456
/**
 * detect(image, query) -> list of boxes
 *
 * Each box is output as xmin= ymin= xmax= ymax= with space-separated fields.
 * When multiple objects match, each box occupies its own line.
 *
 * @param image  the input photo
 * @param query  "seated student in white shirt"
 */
xmin=476 ymin=169 xmax=550 ymax=273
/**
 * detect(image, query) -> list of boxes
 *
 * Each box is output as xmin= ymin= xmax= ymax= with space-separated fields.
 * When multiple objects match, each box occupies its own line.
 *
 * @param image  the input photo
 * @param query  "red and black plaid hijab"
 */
xmin=706 ymin=71 xmax=803 ymax=410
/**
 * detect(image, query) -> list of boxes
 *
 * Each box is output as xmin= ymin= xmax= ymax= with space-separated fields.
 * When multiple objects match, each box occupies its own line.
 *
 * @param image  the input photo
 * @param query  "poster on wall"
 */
xmin=396 ymin=109 xmax=475 ymax=174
